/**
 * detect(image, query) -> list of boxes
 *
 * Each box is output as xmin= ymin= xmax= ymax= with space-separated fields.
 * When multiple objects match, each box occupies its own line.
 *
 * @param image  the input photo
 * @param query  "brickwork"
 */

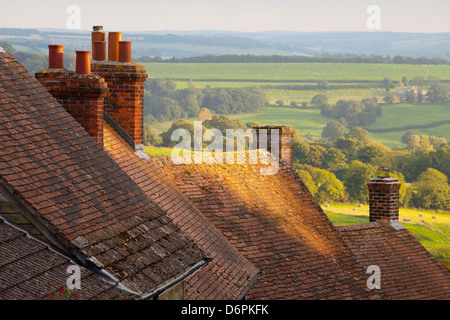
xmin=35 ymin=68 xmax=108 ymax=145
xmin=91 ymin=61 xmax=148 ymax=149
xmin=253 ymin=125 xmax=294 ymax=165
xmin=367 ymin=177 xmax=401 ymax=221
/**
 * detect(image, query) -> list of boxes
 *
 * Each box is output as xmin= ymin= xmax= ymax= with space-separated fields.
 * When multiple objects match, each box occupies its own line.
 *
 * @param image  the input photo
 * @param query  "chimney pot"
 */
xmin=76 ymin=51 xmax=91 ymax=75
xmin=108 ymin=32 xmax=122 ymax=61
xmin=48 ymin=44 xmax=64 ymax=68
xmin=93 ymin=41 xmax=107 ymax=61
xmin=91 ymin=27 xmax=106 ymax=59
xmin=119 ymin=41 xmax=132 ymax=63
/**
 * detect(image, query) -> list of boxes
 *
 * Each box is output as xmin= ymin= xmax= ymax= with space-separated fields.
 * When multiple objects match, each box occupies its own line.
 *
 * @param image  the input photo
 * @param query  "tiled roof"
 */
xmin=0 ymin=217 xmax=133 ymax=300
xmin=0 ymin=50 xmax=207 ymax=297
xmin=103 ymin=123 xmax=260 ymax=299
xmin=336 ymin=220 xmax=450 ymax=299
xmin=155 ymin=153 xmax=379 ymax=300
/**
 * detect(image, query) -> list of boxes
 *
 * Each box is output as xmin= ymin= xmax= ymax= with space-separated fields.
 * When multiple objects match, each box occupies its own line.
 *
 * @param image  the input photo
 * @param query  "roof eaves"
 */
xmin=141 ymin=257 xmax=212 ymax=300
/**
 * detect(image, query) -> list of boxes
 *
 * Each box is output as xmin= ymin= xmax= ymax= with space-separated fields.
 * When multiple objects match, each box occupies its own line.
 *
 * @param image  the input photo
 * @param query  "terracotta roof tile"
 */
xmin=103 ymin=123 xmax=259 ymax=299
xmin=0 ymin=218 xmax=133 ymax=300
xmin=155 ymin=153 xmax=378 ymax=300
xmin=0 ymin=51 xmax=206 ymax=297
xmin=336 ymin=220 xmax=450 ymax=299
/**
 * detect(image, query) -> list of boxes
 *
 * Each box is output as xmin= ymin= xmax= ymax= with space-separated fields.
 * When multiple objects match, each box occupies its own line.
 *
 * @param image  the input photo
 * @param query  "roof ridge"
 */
xmin=335 ymin=220 xmax=400 ymax=232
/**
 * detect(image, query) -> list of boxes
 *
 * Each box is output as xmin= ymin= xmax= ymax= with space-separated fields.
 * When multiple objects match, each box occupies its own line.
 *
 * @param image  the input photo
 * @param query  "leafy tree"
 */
xmin=382 ymin=77 xmax=392 ymax=92
xmin=143 ymin=123 xmax=162 ymax=146
xmin=401 ymin=130 xmax=416 ymax=144
xmin=203 ymin=115 xmax=247 ymax=133
xmin=407 ymin=135 xmax=432 ymax=153
xmin=321 ymin=121 xmax=347 ymax=141
xmin=427 ymin=83 xmax=450 ymax=103
xmin=343 ymin=160 xmax=377 ymax=202
xmin=296 ymin=170 xmax=318 ymax=196
xmin=429 ymin=136 xmax=447 ymax=149
xmin=356 ymin=143 xmax=390 ymax=165
xmin=321 ymin=147 xmax=347 ymax=172
xmin=147 ymin=96 xmax=183 ymax=122
xmin=411 ymin=168 xmax=449 ymax=210
xmin=297 ymin=165 xmax=344 ymax=203
xmin=275 ymin=100 xmax=284 ymax=107
xmin=320 ymin=104 xmax=334 ymax=117
xmin=345 ymin=127 xmax=371 ymax=145
xmin=306 ymin=144 xmax=327 ymax=168
xmin=405 ymin=90 xmax=417 ymax=103
xmin=161 ymin=119 xmax=207 ymax=148
xmin=310 ymin=94 xmax=328 ymax=108
xmin=401 ymin=76 xmax=409 ymax=87
xmin=383 ymin=94 xmax=395 ymax=104
xmin=333 ymin=137 xmax=360 ymax=160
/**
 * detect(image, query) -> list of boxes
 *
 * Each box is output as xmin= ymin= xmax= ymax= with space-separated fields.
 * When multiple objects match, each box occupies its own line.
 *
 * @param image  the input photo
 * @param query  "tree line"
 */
xmin=137 ymin=53 xmax=448 ymax=65
xmin=144 ymin=79 xmax=268 ymax=123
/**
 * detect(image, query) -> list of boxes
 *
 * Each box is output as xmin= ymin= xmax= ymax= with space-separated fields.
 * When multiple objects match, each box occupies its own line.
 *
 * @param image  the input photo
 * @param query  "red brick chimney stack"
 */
xmin=36 ymin=27 xmax=148 ymax=150
xmin=91 ymin=36 xmax=148 ymax=150
xmin=367 ymin=168 xmax=401 ymax=222
xmin=253 ymin=125 xmax=294 ymax=166
xmin=36 ymin=46 xmax=108 ymax=145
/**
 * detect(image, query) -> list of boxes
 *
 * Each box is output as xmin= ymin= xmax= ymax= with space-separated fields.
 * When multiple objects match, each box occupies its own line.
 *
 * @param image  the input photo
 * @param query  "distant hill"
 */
xmin=0 ymin=28 xmax=449 ymax=59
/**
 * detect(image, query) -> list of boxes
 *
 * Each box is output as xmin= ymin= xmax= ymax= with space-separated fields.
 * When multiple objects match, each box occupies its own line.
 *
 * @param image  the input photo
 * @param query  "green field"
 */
xmin=324 ymin=203 xmax=450 ymax=270
xmin=144 ymin=62 xmax=450 ymax=146
xmin=366 ymin=103 xmax=450 ymax=147
xmin=145 ymin=63 xmax=450 ymax=81
xmin=228 ymin=107 xmax=327 ymax=139
xmin=226 ymin=104 xmax=450 ymax=147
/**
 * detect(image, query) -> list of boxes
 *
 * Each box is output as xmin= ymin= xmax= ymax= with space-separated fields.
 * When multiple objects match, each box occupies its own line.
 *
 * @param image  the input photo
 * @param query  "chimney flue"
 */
xmin=93 ymin=41 xmax=107 ymax=61
xmin=119 ymin=41 xmax=132 ymax=63
xmin=91 ymin=26 xmax=106 ymax=59
xmin=108 ymin=32 xmax=122 ymax=61
xmin=48 ymin=45 xmax=64 ymax=68
xmin=76 ymin=51 xmax=91 ymax=75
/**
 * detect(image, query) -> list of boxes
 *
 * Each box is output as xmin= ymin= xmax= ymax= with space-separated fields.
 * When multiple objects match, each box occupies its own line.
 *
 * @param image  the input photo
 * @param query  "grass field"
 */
xmin=324 ymin=203 xmax=450 ymax=270
xmin=228 ymin=107 xmax=328 ymax=139
xmin=152 ymin=104 xmax=450 ymax=147
xmin=144 ymin=62 xmax=450 ymax=146
xmin=145 ymin=63 xmax=450 ymax=81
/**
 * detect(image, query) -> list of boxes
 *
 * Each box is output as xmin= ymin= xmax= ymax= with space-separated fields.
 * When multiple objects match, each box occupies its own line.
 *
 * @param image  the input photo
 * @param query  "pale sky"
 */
xmin=0 ymin=0 xmax=449 ymax=33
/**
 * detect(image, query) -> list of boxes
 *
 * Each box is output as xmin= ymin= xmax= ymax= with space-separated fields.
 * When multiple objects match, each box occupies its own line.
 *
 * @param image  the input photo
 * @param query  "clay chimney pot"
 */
xmin=108 ymin=32 xmax=122 ymax=61
xmin=76 ymin=51 xmax=91 ymax=75
xmin=119 ymin=41 xmax=132 ymax=63
xmin=93 ymin=41 xmax=107 ymax=61
xmin=48 ymin=45 xmax=64 ymax=68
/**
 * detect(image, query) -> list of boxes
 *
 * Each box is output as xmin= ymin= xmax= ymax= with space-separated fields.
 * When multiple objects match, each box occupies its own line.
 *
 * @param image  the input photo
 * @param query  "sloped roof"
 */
xmin=336 ymin=220 xmax=450 ymax=300
xmin=0 ymin=217 xmax=133 ymax=300
xmin=0 ymin=50 xmax=207 ymax=297
xmin=155 ymin=153 xmax=379 ymax=300
xmin=103 ymin=123 xmax=260 ymax=299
